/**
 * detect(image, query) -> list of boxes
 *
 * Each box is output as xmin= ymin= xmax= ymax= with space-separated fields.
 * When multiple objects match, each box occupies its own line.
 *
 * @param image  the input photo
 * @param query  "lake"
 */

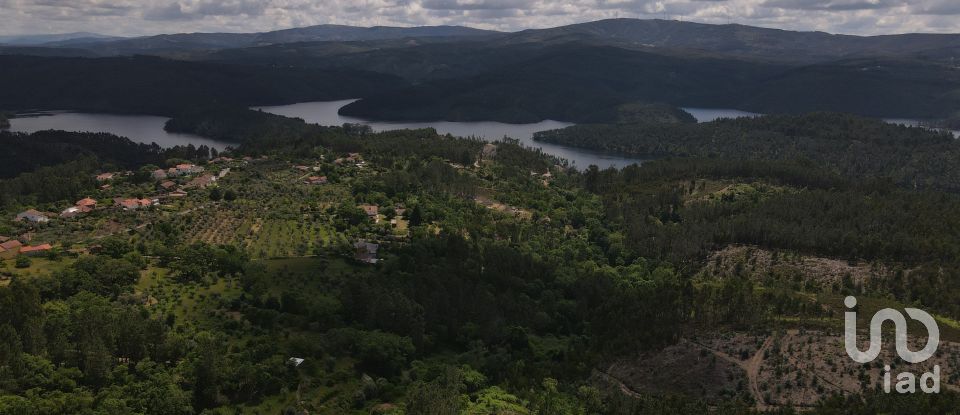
xmin=253 ymin=100 xmax=647 ymax=169
xmin=8 ymin=111 xmax=233 ymax=150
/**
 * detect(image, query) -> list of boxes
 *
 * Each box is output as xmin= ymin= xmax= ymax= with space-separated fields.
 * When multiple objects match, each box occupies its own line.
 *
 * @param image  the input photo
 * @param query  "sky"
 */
xmin=1 ymin=0 xmax=959 ymax=37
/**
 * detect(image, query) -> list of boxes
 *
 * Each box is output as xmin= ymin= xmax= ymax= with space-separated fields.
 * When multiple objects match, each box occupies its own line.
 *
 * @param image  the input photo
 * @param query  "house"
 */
xmin=218 ymin=168 xmax=230 ymax=179
xmin=96 ymin=172 xmax=114 ymax=181
xmin=304 ymin=176 xmax=328 ymax=185
xmin=65 ymin=199 xmax=96 ymax=217
xmin=359 ymin=204 xmax=380 ymax=223
xmin=167 ymin=164 xmax=204 ymax=177
xmin=15 ymin=209 xmax=49 ymax=223
xmin=210 ymin=157 xmax=233 ymax=163
xmin=20 ymin=244 xmax=52 ymax=257
xmin=114 ymin=198 xmax=155 ymax=211
xmin=176 ymin=164 xmax=205 ymax=175
xmin=159 ymin=181 xmax=177 ymax=191
xmin=294 ymin=165 xmax=311 ymax=172
xmin=0 ymin=240 xmax=22 ymax=259
xmin=359 ymin=204 xmax=378 ymax=217
xmin=76 ymin=197 xmax=97 ymax=208
xmin=186 ymin=174 xmax=217 ymax=189
xmin=60 ymin=207 xmax=77 ymax=218
xmin=168 ymin=190 xmax=188 ymax=198
xmin=151 ymin=169 xmax=167 ymax=180
xmin=353 ymin=241 xmax=379 ymax=264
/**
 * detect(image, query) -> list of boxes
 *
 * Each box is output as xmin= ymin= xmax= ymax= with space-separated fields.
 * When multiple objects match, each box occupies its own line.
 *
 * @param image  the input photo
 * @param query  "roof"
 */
xmin=116 ymin=198 xmax=153 ymax=209
xmin=1 ymin=240 xmax=22 ymax=250
xmin=76 ymin=197 xmax=97 ymax=207
xmin=187 ymin=174 xmax=216 ymax=188
xmin=20 ymin=244 xmax=52 ymax=253
xmin=16 ymin=209 xmax=48 ymax=221
xmin=353 ymin=241 xmax=379 ymax=264
xmin=360 ymin=204 xmax=379 ymax=216
xmin=160 ymin=181 xmax=176 ymax=189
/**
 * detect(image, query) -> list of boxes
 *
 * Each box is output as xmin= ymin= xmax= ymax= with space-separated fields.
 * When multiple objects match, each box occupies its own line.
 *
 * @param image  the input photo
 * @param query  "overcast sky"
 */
xmin=1 ymin=0 xmax=959 ymax=37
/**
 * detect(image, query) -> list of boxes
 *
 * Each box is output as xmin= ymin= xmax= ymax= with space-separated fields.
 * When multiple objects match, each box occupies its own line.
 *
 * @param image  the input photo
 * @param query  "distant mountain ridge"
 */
xmin=0 ymin=32 xmax=122 ymax=46
xmin=7 ymin=19 xmax=959 ymax=63
xmin=54 ymin=24 xmax=499 ymax=55
xmin=500 ymin=19 xmax=960 ymax=62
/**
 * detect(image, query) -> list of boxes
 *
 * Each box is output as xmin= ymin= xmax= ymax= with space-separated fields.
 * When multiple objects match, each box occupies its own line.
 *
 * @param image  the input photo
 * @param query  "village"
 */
xmin=0 ymin=148 xmax=471 ymax=284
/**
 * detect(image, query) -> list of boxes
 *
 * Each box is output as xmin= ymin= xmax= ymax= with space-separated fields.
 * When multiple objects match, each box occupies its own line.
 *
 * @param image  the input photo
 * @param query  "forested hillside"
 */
xmin=0 ymin=55 xmax=403 ymax=116
xmin=536 ymin=113 xmax=960 ymax=191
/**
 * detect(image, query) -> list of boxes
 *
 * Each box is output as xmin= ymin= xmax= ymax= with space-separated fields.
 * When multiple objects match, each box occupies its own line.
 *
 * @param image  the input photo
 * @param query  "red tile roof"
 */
xmin=20 ymin=244 xmax=52 ymax=254
xmin=1 ymin=240 xmax=22 ymax=250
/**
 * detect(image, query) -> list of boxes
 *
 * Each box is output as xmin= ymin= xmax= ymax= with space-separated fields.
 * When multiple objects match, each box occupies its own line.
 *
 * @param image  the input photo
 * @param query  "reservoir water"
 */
xmin=253 ymin=100 xmax=647 ymax=169
xmin=8 ymin=111 xmax=233 ymax=150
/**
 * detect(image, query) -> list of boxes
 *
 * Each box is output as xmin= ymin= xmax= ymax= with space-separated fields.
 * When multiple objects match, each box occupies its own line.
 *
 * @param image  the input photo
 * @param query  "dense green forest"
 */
xmin=0 ymin=55 xmax=403 ymax=116
xmin=536 ymin=113 xmax=960 ymax=192
xmin=339 ymin=46 xmax=960 ymax=123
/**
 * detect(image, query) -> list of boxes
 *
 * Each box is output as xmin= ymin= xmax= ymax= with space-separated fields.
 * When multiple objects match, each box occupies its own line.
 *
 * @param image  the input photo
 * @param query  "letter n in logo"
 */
xmin=844 ymin=296 xmax=940 ymax=364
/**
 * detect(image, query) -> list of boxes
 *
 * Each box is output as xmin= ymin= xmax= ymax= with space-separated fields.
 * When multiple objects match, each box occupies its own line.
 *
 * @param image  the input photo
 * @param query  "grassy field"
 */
xmin=136 ymin=266 xmax=243 ymax=331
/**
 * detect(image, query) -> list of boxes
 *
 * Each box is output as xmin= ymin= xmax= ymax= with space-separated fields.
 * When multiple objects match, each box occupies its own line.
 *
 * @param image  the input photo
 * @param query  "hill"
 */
xmin=339 ymin=45 xmax=960 ymax=122
xmin=0 ymin=55 xmax=405 ymax=116
xmin=57 ymin=24 xmax=498 ymax=56
xmin=500 ymin=18 xmax=960 ymax=63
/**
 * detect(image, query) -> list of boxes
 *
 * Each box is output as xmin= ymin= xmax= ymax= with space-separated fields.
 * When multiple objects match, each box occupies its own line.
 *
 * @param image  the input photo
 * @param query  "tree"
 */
xmin=190 ymin=332 xmax=224 ymax=410
xmin=405 ymin=367 xmax=463 ymax=415
xmin=14 ymin=256 xmax=30 ymax=269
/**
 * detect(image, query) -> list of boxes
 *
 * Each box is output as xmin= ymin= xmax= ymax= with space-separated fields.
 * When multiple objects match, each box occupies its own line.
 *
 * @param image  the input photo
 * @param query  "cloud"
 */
xmin=0 ymin=0 xmax=958 ymax=36
xmin=144 ymin=0 xmax=270 ymax=21
xmin=761 ymin=0 xmax=901 ymax=11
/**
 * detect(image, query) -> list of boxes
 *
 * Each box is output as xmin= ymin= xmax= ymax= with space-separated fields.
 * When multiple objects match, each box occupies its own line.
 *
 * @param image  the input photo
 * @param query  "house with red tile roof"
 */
xmin=20 ymin=244 xmax=52 ymax=257
xmin=0 ymin=240 xmax=22 ymax=259
xmin=96 ymin=172 xmax=114 ymax=181
xmin=76 ymin=197 xmax=97 ymax=208
xmin=114 ymin=198 xmax=155 ymax=211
